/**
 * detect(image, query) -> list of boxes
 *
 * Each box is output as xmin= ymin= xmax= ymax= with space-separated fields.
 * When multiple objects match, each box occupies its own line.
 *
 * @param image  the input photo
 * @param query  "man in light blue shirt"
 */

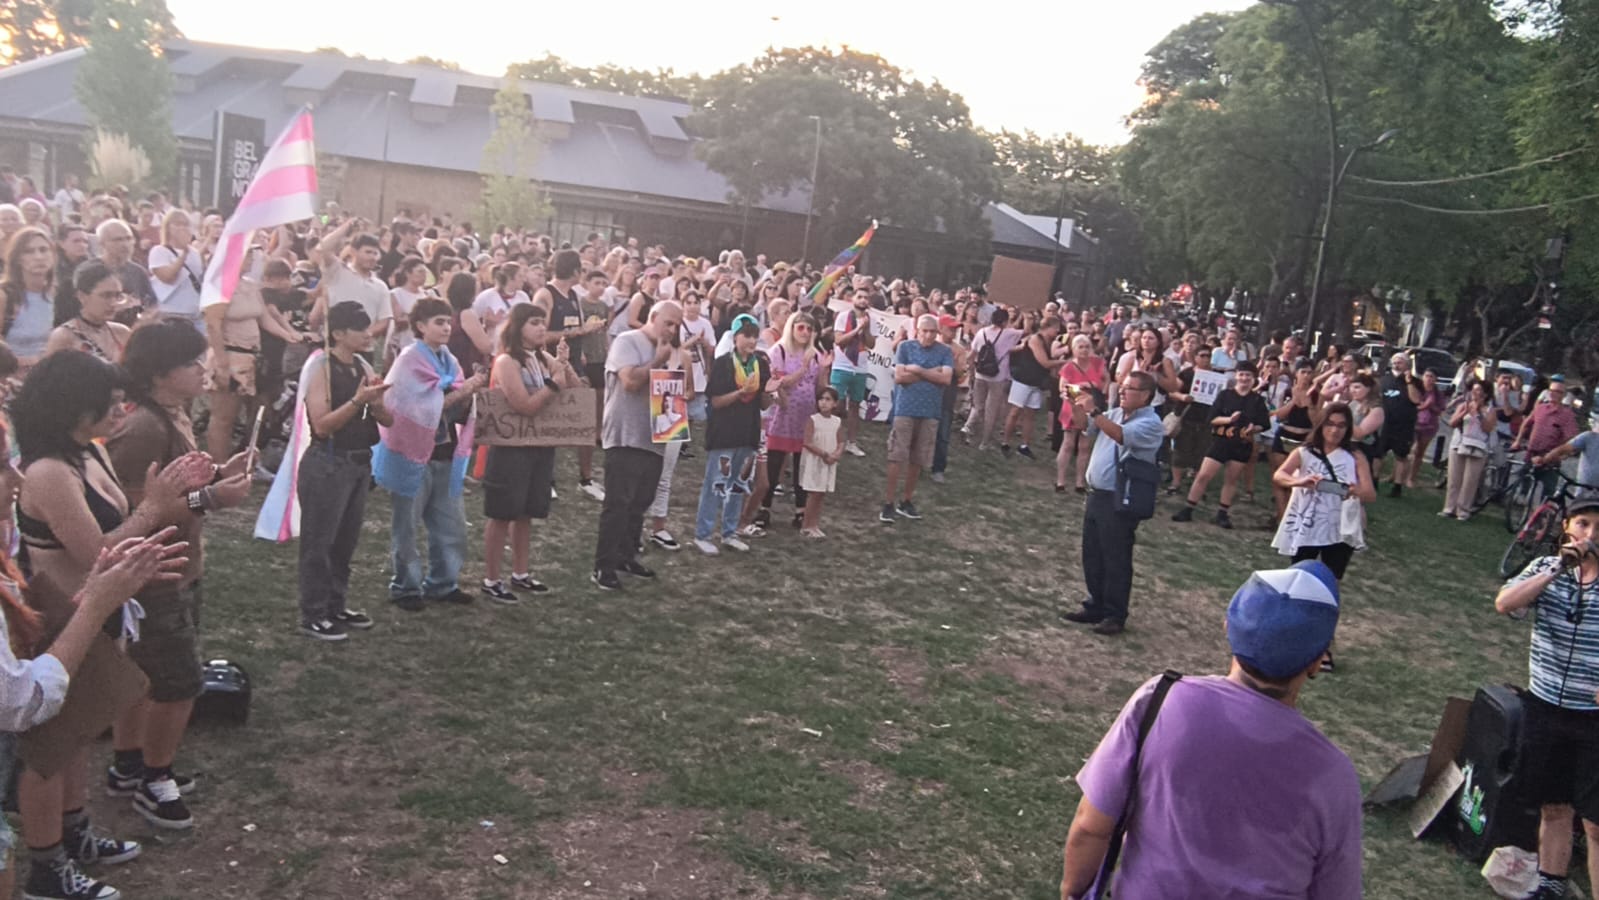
xmin=1061 ymin=370 xmax=1166 ymax=636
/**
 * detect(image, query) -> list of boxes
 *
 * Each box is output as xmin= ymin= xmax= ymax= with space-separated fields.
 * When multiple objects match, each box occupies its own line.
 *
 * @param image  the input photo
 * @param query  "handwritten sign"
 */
xmin=474 ymin=388 xmax=597 ymax=447
xmin=826 ymin=300 xmax=909 ymax=421
xmin=1189 ymin=368 xmax=1230 ymax=406
xmin=650 ymin=369 xmax=689 ymax=443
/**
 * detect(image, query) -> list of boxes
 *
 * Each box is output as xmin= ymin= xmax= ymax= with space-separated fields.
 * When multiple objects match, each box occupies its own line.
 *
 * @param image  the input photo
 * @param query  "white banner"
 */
xmin=1189 ymin=368 xmax=1229 ymax=406
xmin=826 ymin=300 xmax=909 ymax=422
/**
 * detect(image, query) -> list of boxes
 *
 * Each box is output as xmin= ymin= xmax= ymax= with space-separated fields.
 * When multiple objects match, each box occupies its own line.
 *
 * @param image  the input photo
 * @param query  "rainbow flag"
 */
xmin=804 ymin=219 xmax=877 ymax=304
xmin=202 ymin=108 xmax=319 ymax=307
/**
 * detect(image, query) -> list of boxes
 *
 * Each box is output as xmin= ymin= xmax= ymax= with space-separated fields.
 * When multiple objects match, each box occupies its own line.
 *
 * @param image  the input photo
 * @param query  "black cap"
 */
xmin=1567 ymin=496 xmax=1599 ymax=518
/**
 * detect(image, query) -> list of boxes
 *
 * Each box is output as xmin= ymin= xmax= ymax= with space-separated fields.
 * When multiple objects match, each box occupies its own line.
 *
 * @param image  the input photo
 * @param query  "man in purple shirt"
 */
xmin=1060 ymin=561 xmax=1362 ymax=900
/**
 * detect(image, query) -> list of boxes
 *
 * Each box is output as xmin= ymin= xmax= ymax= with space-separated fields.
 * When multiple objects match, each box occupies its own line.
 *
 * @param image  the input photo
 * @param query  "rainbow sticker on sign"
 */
xmin=650 ymin=369 xmax=690 ymax=443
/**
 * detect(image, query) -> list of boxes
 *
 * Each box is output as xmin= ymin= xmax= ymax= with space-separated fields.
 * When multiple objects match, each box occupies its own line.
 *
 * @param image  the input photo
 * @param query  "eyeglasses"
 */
xmin=794 ymin=324 xmax=813 ymax=333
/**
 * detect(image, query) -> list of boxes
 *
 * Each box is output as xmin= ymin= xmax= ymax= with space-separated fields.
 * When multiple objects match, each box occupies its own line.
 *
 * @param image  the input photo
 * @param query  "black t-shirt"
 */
xmin=1211 ymin=388 xmax=1272 ymax=440
xmin=1378 ymin=373 xmax=1419 ymax=431
xmin=704 ymin=352 xmax=772 ymax=450
xmin=318 ymin=356 xmax=382 ymax=451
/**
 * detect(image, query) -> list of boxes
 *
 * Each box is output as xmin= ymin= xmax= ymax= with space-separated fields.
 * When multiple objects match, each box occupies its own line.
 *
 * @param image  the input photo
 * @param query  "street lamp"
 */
xmin=1304 ymin=128 xmax=1398 ymax=338
xmin=800 ymin=115 xmax=821 ymax=265
xmin=376 ymin=90 xmax=396 ymax=224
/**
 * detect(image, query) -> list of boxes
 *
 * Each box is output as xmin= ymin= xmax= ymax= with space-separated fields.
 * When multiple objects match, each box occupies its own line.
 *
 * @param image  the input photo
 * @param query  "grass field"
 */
xmin=76 ymin=420 xmax=1539 ymax=899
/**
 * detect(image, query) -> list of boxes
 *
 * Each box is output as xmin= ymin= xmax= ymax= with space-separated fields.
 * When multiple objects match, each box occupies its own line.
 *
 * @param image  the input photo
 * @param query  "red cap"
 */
xmin=937 ymin=314 xmax=959 ymax=330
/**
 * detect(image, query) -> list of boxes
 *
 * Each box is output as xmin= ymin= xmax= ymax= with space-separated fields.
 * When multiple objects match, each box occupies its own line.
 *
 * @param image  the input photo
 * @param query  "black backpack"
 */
xmin=974 ymin=329 xmax=1001 ymax=378
xmin=1010 ymin=339 xmax=1045 ymax=387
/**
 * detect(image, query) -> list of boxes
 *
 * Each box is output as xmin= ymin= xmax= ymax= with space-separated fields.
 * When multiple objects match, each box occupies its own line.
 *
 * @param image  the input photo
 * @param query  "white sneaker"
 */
xmin=650 ymin=530 xmax=681 ymax=551
xmin=722 ymin=535 xmax=751 ymax=552
xmin=693 ymin=538 xmax=720 ymax=555
xmin=579 ymin=481 xmax=605 ymax=501
xmin=845 ymin=442 xmax=865 ymax=457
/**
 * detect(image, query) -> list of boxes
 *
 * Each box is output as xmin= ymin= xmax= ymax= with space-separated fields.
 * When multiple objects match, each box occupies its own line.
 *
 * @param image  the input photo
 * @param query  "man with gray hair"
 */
xmin=1376 ymin=350 xmax=1422 ymax=497
xmin=95 ymin=218 xmax=157 ymax=310
xmin=594 ymin=299 xmax=684 ymax=591
xmin=881 ymin=314 xmax=953 ymax=523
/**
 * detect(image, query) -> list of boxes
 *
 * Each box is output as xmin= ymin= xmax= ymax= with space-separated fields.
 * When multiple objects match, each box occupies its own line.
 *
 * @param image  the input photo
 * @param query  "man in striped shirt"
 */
xmin=1496 ymin=497 xmax=1599 ymax=900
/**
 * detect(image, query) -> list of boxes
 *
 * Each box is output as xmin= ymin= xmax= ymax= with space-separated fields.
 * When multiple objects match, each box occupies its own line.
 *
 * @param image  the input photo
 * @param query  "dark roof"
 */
xmin=0 ymin=40 xmax=810 ymax=215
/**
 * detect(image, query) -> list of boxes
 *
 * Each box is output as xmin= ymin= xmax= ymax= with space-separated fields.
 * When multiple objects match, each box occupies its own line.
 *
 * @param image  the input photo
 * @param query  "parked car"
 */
xmin=1358 ymin=343 xmax=1462 ymax=395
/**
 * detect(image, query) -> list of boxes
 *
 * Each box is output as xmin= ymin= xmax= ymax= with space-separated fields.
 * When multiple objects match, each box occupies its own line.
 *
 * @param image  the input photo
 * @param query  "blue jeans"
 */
xmin=389 ymin=458 xmax=467 ymax=599
xmin=695 ymin=447 xmax=757 ymax=540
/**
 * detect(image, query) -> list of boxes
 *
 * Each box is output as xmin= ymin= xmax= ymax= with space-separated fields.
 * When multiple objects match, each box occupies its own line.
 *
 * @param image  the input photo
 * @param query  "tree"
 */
xmin=508 ymin=53 xmax=701 ymax=101
xmin=73 ymin=0 xmax=178 ymax=188
xmin=2 ymin=0 xmax=175 ymax=63
xmin=475 ymin=75 xmax=553 ymax=232
xmin=405 ymin=55 xmax=460 ymax=71
xmin=693 ymin=46 xmax=997 ymax=261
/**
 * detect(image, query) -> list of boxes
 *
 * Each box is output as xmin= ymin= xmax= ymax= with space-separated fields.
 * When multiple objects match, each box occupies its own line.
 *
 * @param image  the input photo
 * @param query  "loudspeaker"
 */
xmin=1449 ymin=684 xmax=1541 ymax=862
xmin=190 ymin=659 xmax=251 ymax=726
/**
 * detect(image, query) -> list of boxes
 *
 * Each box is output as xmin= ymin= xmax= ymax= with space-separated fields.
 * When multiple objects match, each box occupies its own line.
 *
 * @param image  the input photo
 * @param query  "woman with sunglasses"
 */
xmin=45 ymin=259 xmax=132 ymax=362
xmin=759 ymin=311 xmax=829 ymax=529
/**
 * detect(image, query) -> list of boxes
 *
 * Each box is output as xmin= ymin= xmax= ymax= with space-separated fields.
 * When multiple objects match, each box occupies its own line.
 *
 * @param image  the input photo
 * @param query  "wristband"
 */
xmin=186 ymin=490 xmax=207 ymax=515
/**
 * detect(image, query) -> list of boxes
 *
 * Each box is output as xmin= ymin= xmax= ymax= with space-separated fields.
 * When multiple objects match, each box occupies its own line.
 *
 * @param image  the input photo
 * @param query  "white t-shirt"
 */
xmin=52 ymin=187 xmax=84 ymax=218
xmin=147 ymin=244 xmax=205 ymax=323
xmin=679 ymin=316 xmax=716 ymax=392
xmin=471 ymin=288 xmax=527 ymax=330
xmin=324 ymin=262 xmax=392 ymax=327
xmin=832 ymin=308 xmax=873 ymax=374
xmin=390 ymin=286 xmax=427 ymax=319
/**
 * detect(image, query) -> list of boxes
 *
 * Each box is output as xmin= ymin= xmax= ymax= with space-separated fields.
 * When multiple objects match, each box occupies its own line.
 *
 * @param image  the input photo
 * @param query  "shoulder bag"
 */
xmin=1088 ymin=670 xmax=1183 ymax=900
xmin=1115 ymin=432 xmax=1160 ymax=520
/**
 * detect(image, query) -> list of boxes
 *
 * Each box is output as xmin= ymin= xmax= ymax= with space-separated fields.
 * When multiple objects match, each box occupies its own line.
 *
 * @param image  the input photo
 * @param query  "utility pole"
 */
xmin=800 ymin=115 xmax=821 ymax=265
xmin=377 ymin=90 xmax=395 ymax=224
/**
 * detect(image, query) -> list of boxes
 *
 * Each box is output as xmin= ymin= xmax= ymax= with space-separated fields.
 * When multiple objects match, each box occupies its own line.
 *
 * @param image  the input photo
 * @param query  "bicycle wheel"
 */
xmin=1504 ymin=473 xmax=1538 ymax=534
xmin=1472 ymin=460 xmax=1503 ymax=514
xmin=1501 ymin=504 xmax=1560 ymax=578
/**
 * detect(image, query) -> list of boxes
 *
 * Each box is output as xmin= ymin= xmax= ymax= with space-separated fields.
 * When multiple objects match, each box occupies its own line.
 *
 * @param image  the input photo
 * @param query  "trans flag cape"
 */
xmin=253 ymin=349 xmax=327 ymax=541
xmin=804 ymin=219 xmax=877 ymax=305
xmin=372 ymin=343 xmax=475 ymax=499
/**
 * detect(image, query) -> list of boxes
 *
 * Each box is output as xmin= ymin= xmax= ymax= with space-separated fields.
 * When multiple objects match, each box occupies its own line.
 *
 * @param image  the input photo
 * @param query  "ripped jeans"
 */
xmin=694 ymin=446 xmax=758 ymax=541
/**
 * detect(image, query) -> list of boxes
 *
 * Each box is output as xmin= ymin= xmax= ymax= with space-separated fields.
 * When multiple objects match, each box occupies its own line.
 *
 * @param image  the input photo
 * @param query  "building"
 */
xmin=0 ymin=39 xmax=1102 ymax=299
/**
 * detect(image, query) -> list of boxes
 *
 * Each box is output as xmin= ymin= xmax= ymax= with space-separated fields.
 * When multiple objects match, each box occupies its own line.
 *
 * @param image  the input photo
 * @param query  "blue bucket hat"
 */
xmin=1226 ymin=561 xmax=1341 ymax=679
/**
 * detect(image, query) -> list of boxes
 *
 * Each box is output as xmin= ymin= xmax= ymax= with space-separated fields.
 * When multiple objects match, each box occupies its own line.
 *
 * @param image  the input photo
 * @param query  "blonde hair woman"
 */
xmin=147 ymin=210 xmax=205 ymax=330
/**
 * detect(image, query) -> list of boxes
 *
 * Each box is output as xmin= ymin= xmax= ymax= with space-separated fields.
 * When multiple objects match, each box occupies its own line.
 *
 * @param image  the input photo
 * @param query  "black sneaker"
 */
xmin=618 ymin=559 xmax=656 ymax=578
xmin=1060 ymin=608 xmax=1106 ymax=625
xmin=133 ymin=777 xmax=193 ymax=830
xmin=66 ymin=820 xmax=141 ymax=866
xmin=299 ymin=619 xmax=348 ymax=642
xmin=1215 ymin=509 xmax=1233 ymax=530
xmin=879 ymin=503 xmax=896 ymax=524
xmin=1000 ymin=443 xmax=1013 ymax=458
xmin=1092 ymin=619 xmax=1127 ymax=636
xmin=1017 ymin=445 xmax=1035 ymax=460
xmin=754 ymin=507 xmax=771 ymax=528
xmin=391 ymin=594 xmax=425 ymax=612
xmin=106 ymin=767 xmax=194 ymax=798
xmin=1389 ymin=483 xmax=1403 ymax=498
xmin=428 ymin=589 xmax=474 ymax=605
xmin=591 ymin=568 xmax=622 ymax=591
xmin=23 ymin=855 xmax=119 ymax=900
xmin=331 ymin=609 xmax=374 ymax=629
xmin=509 ymin=574 xmax=549 ymax=594
xmin=480 ymin=580 xmax=521 ymax=605
xmin=1172 ymin=505 xmax=1194 ymax=522
xmin=896 ymin=501 xmax=922 ymax=520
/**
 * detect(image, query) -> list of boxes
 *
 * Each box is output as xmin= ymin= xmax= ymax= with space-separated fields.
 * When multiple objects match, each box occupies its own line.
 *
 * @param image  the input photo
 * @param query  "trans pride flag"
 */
xmin=201 ymin=108 xmax=319 ymax=307
xmin=253 ymin=351 xmax=325 ymax=541
xmin=804 ymin=219 xmax=877 ymax=305
xmin=372 ymin=343 xmax=476 ymax=499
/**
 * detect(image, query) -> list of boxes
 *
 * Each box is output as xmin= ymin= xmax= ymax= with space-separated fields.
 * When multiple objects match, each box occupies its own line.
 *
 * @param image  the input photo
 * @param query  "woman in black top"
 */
xmin=1269 ymin=360 xmax=1317 ymax=519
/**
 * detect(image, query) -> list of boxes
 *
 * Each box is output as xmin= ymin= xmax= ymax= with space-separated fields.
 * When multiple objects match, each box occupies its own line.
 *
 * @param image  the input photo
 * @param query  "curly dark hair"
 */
xmin=121 ymin=318 xmax=207 ymax=404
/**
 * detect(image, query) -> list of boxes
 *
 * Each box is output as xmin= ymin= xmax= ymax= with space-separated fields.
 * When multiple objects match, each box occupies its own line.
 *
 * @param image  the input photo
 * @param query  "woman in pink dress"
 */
xmin=760 ymin=311 xmax=831 ymax=528
xmin=1055 ymin=334 xmax=1109 ymax=493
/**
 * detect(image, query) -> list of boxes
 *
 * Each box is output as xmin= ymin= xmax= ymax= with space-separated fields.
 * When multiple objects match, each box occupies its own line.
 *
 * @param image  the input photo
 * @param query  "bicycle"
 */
xmin=1466 ymin=437 xmax=1522 ymax=516
xmin=1500 ymin=473 xmax=1599 ymax=578
xmin=1501 ymin=455 xmax=1554 ymax=534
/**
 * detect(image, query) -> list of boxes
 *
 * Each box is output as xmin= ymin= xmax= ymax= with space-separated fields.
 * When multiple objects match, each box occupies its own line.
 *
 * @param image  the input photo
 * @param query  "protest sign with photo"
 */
xmin=475 ymin=388 xmax=598 ymax=447
xmin=825 ymin=300 xmax=908 ymax=422
xmin=650 ymin=369 xmax=689 ymax=442
xmin=1189 ymin=368 xmax=1230 ymax=406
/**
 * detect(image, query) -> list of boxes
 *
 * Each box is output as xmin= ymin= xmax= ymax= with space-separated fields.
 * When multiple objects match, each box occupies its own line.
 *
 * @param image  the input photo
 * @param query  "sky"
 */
xmin=165 ymin=0 xmax=1257 ymax=145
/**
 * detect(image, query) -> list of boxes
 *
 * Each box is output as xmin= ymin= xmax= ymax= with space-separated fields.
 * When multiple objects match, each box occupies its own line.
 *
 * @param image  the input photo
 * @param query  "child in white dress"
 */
xmin=800 ymin=388 xmax=843 ymax=538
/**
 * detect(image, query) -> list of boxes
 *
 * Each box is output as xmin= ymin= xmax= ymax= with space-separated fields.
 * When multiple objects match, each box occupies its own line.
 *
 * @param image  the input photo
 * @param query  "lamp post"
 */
xmin=376 ymin=90 xmax=395 ymax=224
xmin=1303 ymin=128 xmax=1398 ymax=338
xmin=800 ymin=114 xmax=822 ymax=265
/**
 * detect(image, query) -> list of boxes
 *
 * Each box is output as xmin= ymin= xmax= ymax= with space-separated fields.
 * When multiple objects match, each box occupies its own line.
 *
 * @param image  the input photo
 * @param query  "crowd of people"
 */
xmin=2 ymin=166 xmax=1599 ymax=899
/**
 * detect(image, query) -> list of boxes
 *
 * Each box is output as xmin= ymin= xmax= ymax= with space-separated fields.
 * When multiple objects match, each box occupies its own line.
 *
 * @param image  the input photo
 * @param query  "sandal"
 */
xmin=1055 ymin=484 xmax=1067 ymax=494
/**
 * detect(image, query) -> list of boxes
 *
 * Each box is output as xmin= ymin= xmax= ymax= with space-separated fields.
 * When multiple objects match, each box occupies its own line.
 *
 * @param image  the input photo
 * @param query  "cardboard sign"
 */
xmin=1189 ymin=368 xmax=1230 ymax=406
xmin=825 ymin=300 xmax=909 ymax=422
xmin=650 ymin=369 xmax=689 ymax=443
xmin=474 ymin=388 xmax=597 ymax=447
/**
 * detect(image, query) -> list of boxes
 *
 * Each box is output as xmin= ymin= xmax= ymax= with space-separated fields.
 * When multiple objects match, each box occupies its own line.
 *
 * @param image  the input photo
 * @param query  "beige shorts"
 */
xmin=887 ymin=417 xmax=938 ymax=469
xmin=207 ymin=348 xmax=258 ymax=397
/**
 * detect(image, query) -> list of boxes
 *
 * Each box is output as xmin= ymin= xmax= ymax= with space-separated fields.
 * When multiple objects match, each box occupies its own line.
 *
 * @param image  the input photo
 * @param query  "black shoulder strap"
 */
xmin=1309 ymin=447 xmax=1344 ymax=486
xmin=1094 ymin=669 xmax=1183 ymax=898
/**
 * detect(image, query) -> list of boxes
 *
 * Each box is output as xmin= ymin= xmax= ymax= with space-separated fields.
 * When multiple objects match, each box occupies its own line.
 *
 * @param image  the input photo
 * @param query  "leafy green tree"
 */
xmin=476 ymin=75 xmax=554 ymax=232
xmin=2 ymin=0 xmax=174 ymax=64
xmin=405 ymin=55 xmax=460 ymax=71
xmin=693 ymin=46 xmax=996 ymax=261
xmin=509 ymin=53 xmax=701 ymax=101
xmin=73 ymin=0 xmax=178 ymax=188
